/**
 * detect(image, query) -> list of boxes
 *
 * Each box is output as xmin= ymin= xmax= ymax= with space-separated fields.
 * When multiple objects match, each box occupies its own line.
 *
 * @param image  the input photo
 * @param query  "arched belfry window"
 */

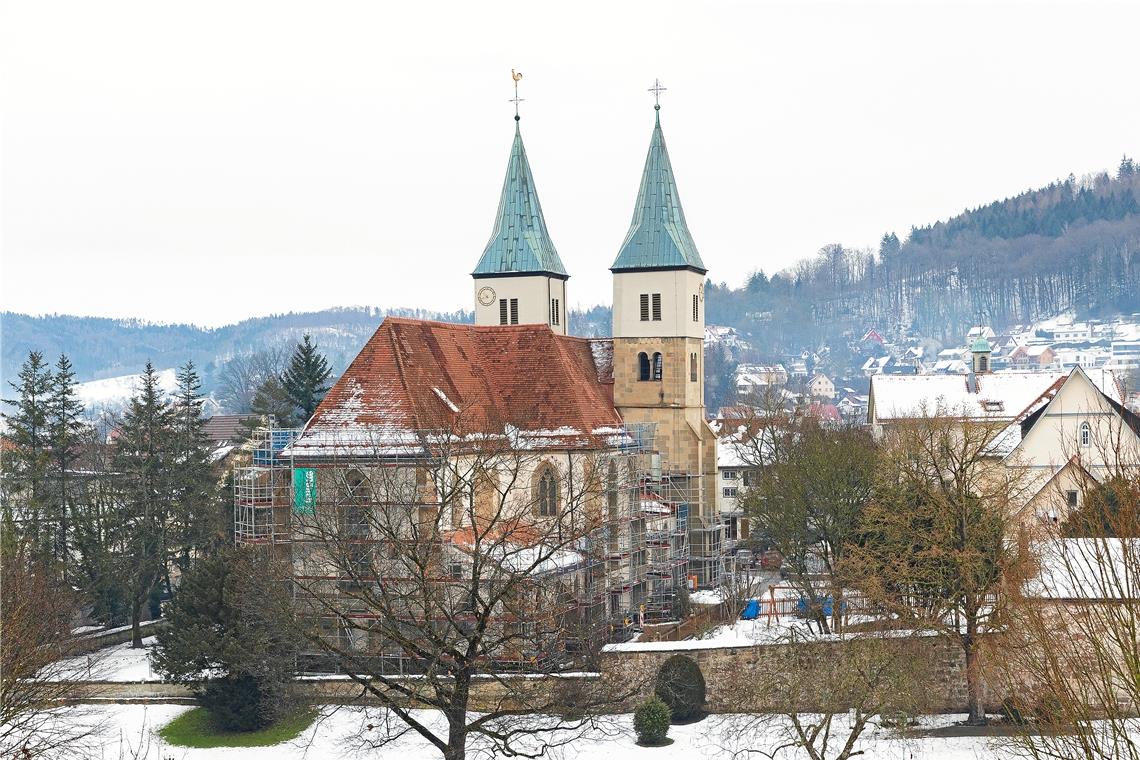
xmin=638 ymin=352 xmax=650 ymax=381
xmin=1079 ymin=421 xmax=1091 ymax=448
xmin=652 ymin=352 xmax=663 ymax=381
xmin=536 ymin=466 xmax=559 ymax=517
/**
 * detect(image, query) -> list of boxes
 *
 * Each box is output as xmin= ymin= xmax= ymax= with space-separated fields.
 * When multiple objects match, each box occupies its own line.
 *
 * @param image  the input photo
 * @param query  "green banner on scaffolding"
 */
xmin=293 ymin=468 xmax=317 ymax=515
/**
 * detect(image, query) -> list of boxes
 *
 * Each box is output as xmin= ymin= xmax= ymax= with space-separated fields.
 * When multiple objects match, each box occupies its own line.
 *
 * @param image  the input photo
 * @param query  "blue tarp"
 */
xmin=740 ymin=599 xmax=760 ymax=620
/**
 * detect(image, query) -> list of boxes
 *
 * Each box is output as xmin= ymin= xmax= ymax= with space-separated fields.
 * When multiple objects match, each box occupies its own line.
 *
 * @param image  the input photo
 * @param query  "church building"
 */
xmin=235 ymin=90 xmax=724 ymax=662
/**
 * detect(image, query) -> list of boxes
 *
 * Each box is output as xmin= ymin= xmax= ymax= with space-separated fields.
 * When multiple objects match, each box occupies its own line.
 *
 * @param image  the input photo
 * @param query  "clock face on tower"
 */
xmin=477 ymin=286 xmax=497 ymax=306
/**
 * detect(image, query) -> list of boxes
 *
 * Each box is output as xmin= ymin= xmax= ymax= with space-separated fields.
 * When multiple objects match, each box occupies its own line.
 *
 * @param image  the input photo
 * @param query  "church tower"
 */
xmin=472 ymin=113 xmax=568 ymax=334
xmin=611 ymin=94 xmax=722 ymax=585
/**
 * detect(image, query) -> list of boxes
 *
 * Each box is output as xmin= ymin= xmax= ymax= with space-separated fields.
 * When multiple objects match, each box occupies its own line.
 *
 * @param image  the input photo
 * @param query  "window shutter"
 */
xmin=499 ymin=299 xmax=508 ymax=325
xmin=510 ymin=298 xmax=519 ymax=325
xmin=651 ymin=294 xmax=662 ymax=321
xmin=640 ymin=294 xmax=649 ymax=321
xmin=693 ymin=294 xmax=699 ymax=321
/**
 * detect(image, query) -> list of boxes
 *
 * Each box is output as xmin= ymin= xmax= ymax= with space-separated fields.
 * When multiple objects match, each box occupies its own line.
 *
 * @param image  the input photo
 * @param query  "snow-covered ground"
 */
xmin=83 ymin=704 xmax=1005 ymax=760
xmin=55 ymin=637 xmax=162 ymax=682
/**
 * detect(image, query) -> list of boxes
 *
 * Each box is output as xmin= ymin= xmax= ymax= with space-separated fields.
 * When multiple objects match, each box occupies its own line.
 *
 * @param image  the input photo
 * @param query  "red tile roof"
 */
xmin=288 ymin=318 xmax=622 ymax=457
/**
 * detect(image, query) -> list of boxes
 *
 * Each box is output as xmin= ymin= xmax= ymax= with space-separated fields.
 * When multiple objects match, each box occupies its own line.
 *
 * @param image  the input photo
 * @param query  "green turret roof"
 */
xmin=970 ymin=337 xmax=992 ymax=353
xmin=473 ymin=121 xmax=567 ymax=279
xmin=611 ymin=108 xmax=706 ymax=274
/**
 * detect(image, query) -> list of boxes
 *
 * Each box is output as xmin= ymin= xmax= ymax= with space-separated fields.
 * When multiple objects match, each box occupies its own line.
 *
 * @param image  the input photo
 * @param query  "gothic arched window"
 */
xmin=652 ymin=352 xmax=663 ymax=381
xmin=1079 ymin=421 xmax=1091 ymax=448
xmin=638 ymin=352 xmax=650 ymax=381
xmin=536 ymin=466 xmax=559 ymax=517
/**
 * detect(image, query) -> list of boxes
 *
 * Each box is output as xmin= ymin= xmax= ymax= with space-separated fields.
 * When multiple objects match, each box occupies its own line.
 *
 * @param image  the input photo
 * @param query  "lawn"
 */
xmin=158 ymin=706 xmax=317 ymax=748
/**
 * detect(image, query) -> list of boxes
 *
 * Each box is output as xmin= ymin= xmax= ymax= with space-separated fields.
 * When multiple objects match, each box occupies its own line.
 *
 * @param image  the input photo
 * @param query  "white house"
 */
xmin=807 ymin=373 xmax=835 ymax=400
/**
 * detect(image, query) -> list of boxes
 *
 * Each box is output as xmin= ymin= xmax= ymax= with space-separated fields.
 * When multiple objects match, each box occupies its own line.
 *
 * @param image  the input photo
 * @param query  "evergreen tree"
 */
xmin=114 ymin=362 xmax=175 ymax=646
xmin=169 ymin=361 xmax=222 ymax=564
xmin=2 ymin=352 xmax=54 ymax=557
xmin=281 ymin=334 xmax=332 ymax=423
xmin=45 ymin=354 xmax=87 ymax=566
xmin=152 ymin=546 xmax=300 ymax=731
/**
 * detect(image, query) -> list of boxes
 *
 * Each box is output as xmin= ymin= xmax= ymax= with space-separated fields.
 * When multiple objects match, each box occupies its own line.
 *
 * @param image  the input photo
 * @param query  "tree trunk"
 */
xmin=130 ymin=597 xmax=144 ymax=648
xmin=963 ymin=632 xmax=985 ymax=724
xmin=443 ymin=677 xmax=470 ymax=760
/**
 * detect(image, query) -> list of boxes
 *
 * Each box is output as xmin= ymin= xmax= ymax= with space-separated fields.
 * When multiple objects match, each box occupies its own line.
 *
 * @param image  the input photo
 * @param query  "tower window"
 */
xmin=499 ymin=299 xmax=508 ymax=325
xmin=638 ymin=352 xmax=650 ymax=381
xmin=509 ymin=298 xmax=519 ymax=325
xmin=640 ymin=294 xmax=650 ymax=321
xmin=978 ymin=355 xmax=988 ymax=373
xmin=690 ymin=352 xmax=698 ymax=382
xmin=1079 ymin=421 xmax=1091 ymax=448
xmin=652 ymin=352 xmax=663 ymax=381
xmin=693 ymin=294 xmax=699 ymax=322
xmin=551 ymin=298 xmax=560 ymax=326
xmin=651 ymin=294 xmax=662 ymax=321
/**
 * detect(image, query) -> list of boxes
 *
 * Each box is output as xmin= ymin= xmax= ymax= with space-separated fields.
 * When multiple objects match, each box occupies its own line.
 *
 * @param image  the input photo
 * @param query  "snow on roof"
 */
xmin=870 ymin=370 xmax=1122 ymax=423
xmin=1025 ymin=539 xmax=1138 ymax=600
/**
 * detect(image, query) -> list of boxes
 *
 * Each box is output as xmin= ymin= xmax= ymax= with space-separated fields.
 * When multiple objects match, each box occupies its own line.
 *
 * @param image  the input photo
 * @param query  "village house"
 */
xmin=807 ymin=373 xmax=835 ymax=400
xmin=867 ymin=339 xmax=1136 ymax=532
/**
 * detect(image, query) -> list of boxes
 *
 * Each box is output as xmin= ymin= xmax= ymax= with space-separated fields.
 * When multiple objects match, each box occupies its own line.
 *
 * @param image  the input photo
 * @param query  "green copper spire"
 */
xmin=473 ymin=122 xmax=567 ymax=279
xmin=611 ymin=105 xmax=706 ymax=274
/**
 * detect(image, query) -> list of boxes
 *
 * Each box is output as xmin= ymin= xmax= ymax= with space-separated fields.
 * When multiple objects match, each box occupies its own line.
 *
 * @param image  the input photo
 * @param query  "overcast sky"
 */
xmin=3 ymin=1 xmax=1138 ymax=327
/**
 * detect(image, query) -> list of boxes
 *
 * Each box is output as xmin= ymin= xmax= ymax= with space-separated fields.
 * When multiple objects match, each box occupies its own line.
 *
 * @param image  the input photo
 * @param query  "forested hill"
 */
xmin=707 ymin=157 xmax=1140 ymax=355
xmin=0 ymin=307 xmax=472 ymax=388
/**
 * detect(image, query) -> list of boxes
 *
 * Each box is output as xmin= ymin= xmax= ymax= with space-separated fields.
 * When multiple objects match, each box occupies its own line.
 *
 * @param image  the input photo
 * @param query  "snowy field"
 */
xmin=80 ymin=704 xmax=1006 ymax=760
xmin=55 ymin=637 xmax=163 ymax=682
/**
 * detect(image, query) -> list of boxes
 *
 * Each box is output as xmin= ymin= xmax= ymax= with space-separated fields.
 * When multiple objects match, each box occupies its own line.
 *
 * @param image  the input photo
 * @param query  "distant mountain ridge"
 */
xmin=6 ymin=158 xmax=1139 ymax=393
xmin=0 ymin=307 xmax=472 ymax=390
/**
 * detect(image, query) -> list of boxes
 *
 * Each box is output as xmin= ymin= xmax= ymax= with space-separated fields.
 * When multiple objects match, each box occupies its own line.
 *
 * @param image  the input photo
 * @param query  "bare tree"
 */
xmin=741 ymin=419 xmax=878 ymax=633
xmin=994 ymin=423 xmax=1140 ymax=760
xmin=715 ymin=631 xmax=931 ymax=760
xmin=847 ymin=413 xmax=1033 ymax=725
xmin=286 ymin=424 xmax=635 ymax=760
xmin=0 ymin=539 xmax=103 ymax=759
xmin=216 ymin=347 xmax=289 ymax=414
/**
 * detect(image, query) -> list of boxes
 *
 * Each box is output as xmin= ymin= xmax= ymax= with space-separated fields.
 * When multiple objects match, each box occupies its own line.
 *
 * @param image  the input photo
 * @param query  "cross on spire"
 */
xmin=648 ymin=78 xmax=667 ymax=109
xmin=510 ymin=69 xmax=525 ymax=121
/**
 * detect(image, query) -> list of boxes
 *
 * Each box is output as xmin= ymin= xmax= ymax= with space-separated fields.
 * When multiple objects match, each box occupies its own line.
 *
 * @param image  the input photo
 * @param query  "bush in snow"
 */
xmin=633 ymin=695 xmax=671 ymax=745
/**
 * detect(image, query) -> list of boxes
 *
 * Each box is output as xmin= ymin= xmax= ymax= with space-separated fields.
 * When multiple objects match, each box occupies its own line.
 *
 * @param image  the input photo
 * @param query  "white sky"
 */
xmin=3 ymin=0 xmax=1138 ymax=328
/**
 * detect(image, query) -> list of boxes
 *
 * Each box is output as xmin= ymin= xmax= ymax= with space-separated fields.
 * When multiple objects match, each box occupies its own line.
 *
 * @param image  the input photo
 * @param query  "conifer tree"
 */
xmin=281 ymin=334 xmax=332 ymax=423
xmin=2 ymin=352 xmax=54 ymax=557
xmin=45 ymin=354 xmax=87 ymax=565
xmin=114 ymin=362 xmax=175 ymax=647
xmin=169 ymin=361 xmax=222 ymax=563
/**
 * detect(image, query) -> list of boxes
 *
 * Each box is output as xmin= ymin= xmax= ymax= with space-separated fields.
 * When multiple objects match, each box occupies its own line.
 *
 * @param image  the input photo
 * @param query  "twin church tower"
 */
xmin=470 ymin=86 xmax=717 ymax=566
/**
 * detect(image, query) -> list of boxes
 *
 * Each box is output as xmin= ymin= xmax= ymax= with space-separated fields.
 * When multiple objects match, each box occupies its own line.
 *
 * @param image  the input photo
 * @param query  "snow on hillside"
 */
xmin=75 ymin=368 xmax=179 ymax=407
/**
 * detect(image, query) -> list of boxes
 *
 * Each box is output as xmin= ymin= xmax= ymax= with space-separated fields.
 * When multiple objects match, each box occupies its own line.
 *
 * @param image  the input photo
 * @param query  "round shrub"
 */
xmin=654 ymin=654 xmax=705 ymax=722
xmin=633 ymin=695 xmax=671 ymax=746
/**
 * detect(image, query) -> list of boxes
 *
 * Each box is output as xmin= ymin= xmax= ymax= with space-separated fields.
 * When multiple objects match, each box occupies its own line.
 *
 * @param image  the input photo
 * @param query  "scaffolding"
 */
xmin=234 ymin=427 xmax=301 ymax=546
xmin=230 ymin=414 xmax=725 ymax=673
